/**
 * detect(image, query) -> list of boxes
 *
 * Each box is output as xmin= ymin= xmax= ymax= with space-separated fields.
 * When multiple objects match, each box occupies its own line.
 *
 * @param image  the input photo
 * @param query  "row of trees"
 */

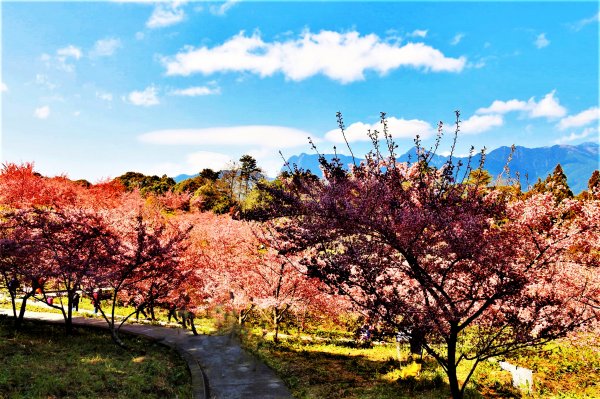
xmin=0 ymin=163 xmax=340 ymax=346
xmin=115 ymin=154 xmax=264 ymax=215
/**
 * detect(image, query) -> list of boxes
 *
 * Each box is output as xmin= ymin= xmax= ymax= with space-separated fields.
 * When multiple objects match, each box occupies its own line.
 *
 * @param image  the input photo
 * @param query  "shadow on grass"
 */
xmin=244 ymin=335 xmax=522 ymax=399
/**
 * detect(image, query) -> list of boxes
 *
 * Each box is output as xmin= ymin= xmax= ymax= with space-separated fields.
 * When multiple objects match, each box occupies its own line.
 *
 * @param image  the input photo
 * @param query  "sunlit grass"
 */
xmin=239 ymin=325 xmax=600 ymax=399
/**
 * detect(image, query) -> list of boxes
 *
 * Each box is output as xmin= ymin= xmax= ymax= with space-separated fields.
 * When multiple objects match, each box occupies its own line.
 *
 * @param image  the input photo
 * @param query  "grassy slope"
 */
xmin=0 ymin=317 xmax=192 ymax=399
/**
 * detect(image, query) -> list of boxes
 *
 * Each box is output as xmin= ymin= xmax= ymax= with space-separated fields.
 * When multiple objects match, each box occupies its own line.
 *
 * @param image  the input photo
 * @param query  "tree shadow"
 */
xmin=252 ymin=337 xmax=522 ymax=398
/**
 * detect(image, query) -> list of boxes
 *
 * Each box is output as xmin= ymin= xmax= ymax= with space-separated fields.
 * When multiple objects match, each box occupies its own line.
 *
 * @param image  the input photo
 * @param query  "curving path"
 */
xmin=0 ymin=310 xmax=292 ymax=399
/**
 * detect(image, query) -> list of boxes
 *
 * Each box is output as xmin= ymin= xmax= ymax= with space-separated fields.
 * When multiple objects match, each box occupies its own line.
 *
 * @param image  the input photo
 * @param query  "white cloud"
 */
xmin=209 ymin=0 xmax=238 ymax=16
xmin=57 ymin=45 xmax=82 ymax=60
xmin=450 ymin=33 xmax=465 ymax=45
xmin=126 ymin=86 xmax=159 ymax=106
xmin=554 ymin=127 xmax=598 ymax=144
xmin=557 ymin=107 xmax=600 ymax=130
xmin=96 ymin=91 xmax=114 ymax=101
xmin=476 ymin=90 xmax=566 ymax=120
xmin=145 ymin=150 xmax=234 ymax=178
xmin=1 ymin=82 xmax=8 ymax=92
xmin=529 ymin=90 xmax=566 ymax=119
xmin=138 ymin=125 xmax=312 ymax=148
xmin=476 ymin=99 xmax=529 ymax=115
xmin=459 ymin=114 xmax=503 ymax=135
xmin=34 ymin=106 xmax=51 ymax=119
xmin=325 ymin=117 xmax=435 ymax=143
xmin=163 ymin=30 xmax=467 ymax=83
xmin=186 ymin=151 xmax=232 ymax=171
xmin=170 ymin=85 xmax=221 ymax=96
xmin=407 ymin=29 xmax=428 ymax=38
xmin=147 ymin=2 xmax=185 ymax=28
xmin=73 ymin=111 xmax=81 ymax=117
xmin=571 ymin=12 xmax=600 ymax=31
xmin=534 ymin=33 xmax=549 ymax=49
xmin=90 ymin=38 xmax=122 ymax=57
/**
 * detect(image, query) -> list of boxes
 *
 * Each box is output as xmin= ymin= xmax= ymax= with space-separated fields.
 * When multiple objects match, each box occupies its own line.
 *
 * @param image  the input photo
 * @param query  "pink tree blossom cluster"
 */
xmin=262 ymin=113 xmax=600 ymax=398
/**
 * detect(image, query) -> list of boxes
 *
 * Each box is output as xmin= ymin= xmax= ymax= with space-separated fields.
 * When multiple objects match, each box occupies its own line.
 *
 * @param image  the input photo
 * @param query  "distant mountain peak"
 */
xmin=283 ymin=142 xmax=599 ymax=193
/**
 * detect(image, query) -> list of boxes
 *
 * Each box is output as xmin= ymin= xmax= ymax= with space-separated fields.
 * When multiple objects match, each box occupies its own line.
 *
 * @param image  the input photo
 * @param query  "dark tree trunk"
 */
xmin=9 ymin=291 xmax=17 ymax=319
xmin=273 ymin=309 xmax=280 ymax=343
xmin=65 ymin=291 xmax=73 ymax=336
xmin=447 ymin=327 xmax=463 ymax=399
xmin=14 ymin=292 xmax=34 ymax=330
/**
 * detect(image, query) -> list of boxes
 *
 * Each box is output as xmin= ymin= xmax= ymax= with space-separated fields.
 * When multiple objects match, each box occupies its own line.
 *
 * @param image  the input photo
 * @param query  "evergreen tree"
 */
xmin=529 ymin=164 xmax=573 ymax=202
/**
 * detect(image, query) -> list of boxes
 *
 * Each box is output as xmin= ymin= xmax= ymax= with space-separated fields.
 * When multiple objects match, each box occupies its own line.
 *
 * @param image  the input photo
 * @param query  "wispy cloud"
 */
xmin=476 ymin=90 xmax=567 ymax=120
xmin=209 ymin=0 xmax=239 ymax=16
xmin=554 ymin=127 xmax=598 ymax=144
xmin=90 ymin=38 xmax=122 ymax=57
xmin=407 ymin=29 xmax=428 ymax=38
xmin=42 ymin=45 xmax=83 ymax=72
xmin=147 ymin=2 xmax=186 ymax=29
xmin=34 ymin=105 xmax=51 ymax=119
xmin=558 ymin=106 xmax=600 ymax=130
xmin=35 ymin=74 xmax=58 ymax=90
xmin=57 ymin=45 xmax=82 ymax=60
xmin=126 ymin=86 xmax=159 ymax=106
xmin=325 ymin=117 xmax=435 ymax=143
xmin=534 ymin=33 xmax=550 ymax=49
xmin=170 ymin=85 xmax=221 ymax=96
xmin=163 ymin=30 xmax=466 ymax=83
xmin=0 ymin=82 xmax=7 ymax=92
xmin=571 ymin=11 xmax=600 ymax=31
xmin=138 ymin=125 xmax=312 ymax=148
xmin=450 ymin=33 xmax=465 ymax=45
xmin=96 ymin=91 xmax=114 ymax=102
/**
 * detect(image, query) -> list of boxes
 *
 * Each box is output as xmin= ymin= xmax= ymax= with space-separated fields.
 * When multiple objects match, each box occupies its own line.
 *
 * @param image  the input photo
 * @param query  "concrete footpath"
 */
xmin=0 ymin=310 xmax=292 ymax=399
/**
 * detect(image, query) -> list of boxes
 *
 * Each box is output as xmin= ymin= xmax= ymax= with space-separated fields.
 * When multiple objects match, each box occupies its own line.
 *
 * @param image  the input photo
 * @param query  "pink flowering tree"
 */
xmin=88 ymin=198 xmax=191 ymax=347
xmin=266 ymin=112 xmax=600 ymax=398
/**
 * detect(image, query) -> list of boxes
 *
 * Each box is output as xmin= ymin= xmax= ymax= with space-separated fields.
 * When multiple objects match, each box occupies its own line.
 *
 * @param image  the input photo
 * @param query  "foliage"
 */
xmin=116 ymin=172 xmax=176 ymax=196
xmin=260 ymin=112 xmax=600 ymax=398
xmin=529 ymin=164 xmax=574 ymax=202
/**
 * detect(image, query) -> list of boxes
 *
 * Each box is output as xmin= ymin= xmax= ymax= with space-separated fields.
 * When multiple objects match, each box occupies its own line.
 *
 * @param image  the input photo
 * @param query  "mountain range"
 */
xmin=283 ymin=142 xmax=599 ymax=193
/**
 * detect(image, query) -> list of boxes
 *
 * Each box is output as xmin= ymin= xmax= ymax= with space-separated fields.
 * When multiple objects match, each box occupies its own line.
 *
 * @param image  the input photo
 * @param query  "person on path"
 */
xmin=7 ymin=277 xmax=19 ymax=295
xmin=72 ymin=292 xmax=80 ymax=312
xmin=92 ymin=289 xmax=100 ymax=314
xmin=167 ymin=303 xmax=179 ymax=323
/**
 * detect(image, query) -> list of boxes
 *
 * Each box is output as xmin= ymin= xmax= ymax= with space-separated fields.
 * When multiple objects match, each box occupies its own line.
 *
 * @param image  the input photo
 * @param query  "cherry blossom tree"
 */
xmin=265 ymin=112 xmax=600 ymax=398
xmin=28 ymin=207 xmax=116 ymax=334
xmin=88 ymin=199 xmax=191 ymax=347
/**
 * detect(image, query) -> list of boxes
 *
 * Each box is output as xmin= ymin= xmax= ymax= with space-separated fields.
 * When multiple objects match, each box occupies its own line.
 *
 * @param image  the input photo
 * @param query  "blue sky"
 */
xmin=1 ymin=1 xmax=599 ymax=181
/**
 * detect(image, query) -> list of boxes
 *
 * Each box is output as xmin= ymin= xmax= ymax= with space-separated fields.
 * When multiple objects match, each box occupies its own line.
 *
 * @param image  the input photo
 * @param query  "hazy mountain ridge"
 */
xmin=284 ymin=142 xmax=599 ymax=193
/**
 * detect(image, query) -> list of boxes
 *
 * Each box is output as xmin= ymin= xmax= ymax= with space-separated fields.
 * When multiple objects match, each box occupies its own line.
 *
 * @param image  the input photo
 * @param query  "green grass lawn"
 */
xmin=0 ymin=316 xmax=192 ymax=399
